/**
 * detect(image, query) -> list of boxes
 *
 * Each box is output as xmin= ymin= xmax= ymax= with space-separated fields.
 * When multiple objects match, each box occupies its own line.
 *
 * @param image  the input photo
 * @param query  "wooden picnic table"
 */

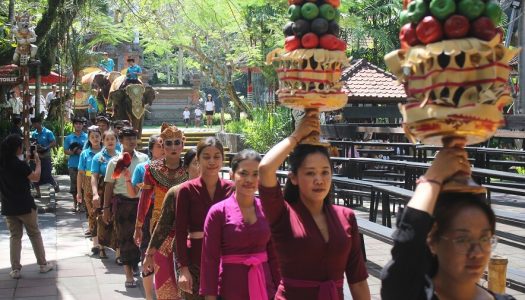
xmin=332 ymin=157 xmax=525 ymax=190
xmin=416 ymin=145 xmax=525 ymax=168
xmin=327 ymin=140 xmax=416 ymax=158
xmin=357 ymin=148 xmax=396 ymax=156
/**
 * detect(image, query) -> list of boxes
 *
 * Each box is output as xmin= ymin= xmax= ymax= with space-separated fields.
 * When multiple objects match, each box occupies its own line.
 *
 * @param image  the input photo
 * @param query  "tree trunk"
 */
xmin=178 ymin=49 xmax=183 ymax=85
xmin=225 ymin=81 xmax=251 ymax=119
xmin=8 ymin=0 xmax=15 ymax=24
xmin=35 ymin=64 xmax=41 ymax=117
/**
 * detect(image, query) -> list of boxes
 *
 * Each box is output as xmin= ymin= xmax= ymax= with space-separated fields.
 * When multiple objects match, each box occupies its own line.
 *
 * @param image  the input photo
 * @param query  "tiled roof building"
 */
xmin=342 ymin=59 xmax=406 ymax=103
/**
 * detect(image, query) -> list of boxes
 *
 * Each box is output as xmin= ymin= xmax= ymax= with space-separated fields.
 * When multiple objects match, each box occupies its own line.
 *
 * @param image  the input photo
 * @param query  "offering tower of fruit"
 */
xmin=385 ymin=0 xmax=519 ymax=146
xmin=385 ymin=0 xmax=519 ymax=193
xmin=267 ymin=0 xmax=349 ymax=125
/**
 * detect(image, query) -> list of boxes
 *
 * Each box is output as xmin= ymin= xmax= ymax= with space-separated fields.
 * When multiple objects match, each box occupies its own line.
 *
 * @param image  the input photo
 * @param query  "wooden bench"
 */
xmin=495 ymin=230 xmax=525 ymax=250
xmin=494 ymin=209 xmax=525 ymax=228
xmin=333 ymin=188 xmax=370 ymax=207
xmin=487 ymin=181 xmax=525 ymax=189
xmin=484 ymin=184 xmax=525 ymax=200
xmin=356 ymin=217 xmax=395 ymax=261
xmin=363 ymin=178 xmax=406 ymax=187
xmin=383 ymin=172 xmax=406 ymax=179
xmin=370 ymin=185 xmax=413 ymax=227
xmin=506 ymin=268 xmax=525 ymax=293
xmin=488 ymin=159 xmax=525 ymax=168
xmin=363 ymin=169 xmax=389 ymax=177
xmin=390 ymin=154 xmax=417 ymax=161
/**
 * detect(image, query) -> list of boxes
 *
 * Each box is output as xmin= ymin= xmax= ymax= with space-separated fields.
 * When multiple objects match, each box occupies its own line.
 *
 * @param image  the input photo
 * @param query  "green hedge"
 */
xmin=224 ymin=106 xmax=293 ymax=153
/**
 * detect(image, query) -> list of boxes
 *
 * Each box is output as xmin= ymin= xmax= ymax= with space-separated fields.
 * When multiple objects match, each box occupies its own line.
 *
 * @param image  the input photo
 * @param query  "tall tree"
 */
xmin=118 ymin=0 xmax=288 ymax=119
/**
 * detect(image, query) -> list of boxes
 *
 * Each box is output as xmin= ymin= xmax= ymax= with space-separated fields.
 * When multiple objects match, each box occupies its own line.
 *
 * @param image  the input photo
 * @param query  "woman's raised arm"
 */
xmin=259 ymin=112 xmax=319 ymax=187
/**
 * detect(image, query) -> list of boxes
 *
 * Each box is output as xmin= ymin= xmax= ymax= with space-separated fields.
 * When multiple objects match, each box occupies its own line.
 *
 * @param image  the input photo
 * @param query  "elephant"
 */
xmin=80 ymin=68 xmax=121 ymax=112
xmin=108 ymin=74 xmax=156 ymax=142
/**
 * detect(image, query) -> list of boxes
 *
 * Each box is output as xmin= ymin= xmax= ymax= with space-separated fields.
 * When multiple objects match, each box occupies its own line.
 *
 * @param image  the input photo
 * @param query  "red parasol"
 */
xmin=29 ymin=71 xmax=65 ymax=84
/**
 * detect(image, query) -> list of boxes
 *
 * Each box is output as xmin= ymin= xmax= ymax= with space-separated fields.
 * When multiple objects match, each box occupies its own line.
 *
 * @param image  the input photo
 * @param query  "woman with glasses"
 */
xmin=175 ymin=137 xmax=235 ymax=299
xmin=134 ymin=123 xmax=188 ymax=300
xmin=90 ymin=130 xmax=120 ymax=259
xmin=77 ymin=126 xmax=103 ymax=256
xmin=381 ymin=146 xmax=513 ymax=300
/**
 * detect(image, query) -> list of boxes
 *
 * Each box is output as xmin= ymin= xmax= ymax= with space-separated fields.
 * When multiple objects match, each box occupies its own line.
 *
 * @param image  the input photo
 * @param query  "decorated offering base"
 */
xmin=267 ymin=48 xmax=348 ymax=112
xmin=386 ymin=0 xmax=520 ymax=194
xmin=268 ymin=0 xmax=349 ymax=144
xmin=400 ymin=102 xmax=507 ymax=146
xmin=386 ymin=37 xmax=519 ymax=146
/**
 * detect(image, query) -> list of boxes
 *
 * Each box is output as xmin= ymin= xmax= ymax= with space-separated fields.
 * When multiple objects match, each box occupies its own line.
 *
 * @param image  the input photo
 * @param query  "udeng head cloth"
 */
xmin=160 ymin=123 xmax=185 ymax=142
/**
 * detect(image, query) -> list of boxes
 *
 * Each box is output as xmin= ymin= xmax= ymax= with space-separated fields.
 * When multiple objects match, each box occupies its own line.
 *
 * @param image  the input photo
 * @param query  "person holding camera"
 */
xmin=0 ymin=134 xmax=54 ymax=279
xmin=30 ymin=116 xmax=59 ymax=198
xmin=64 ymin=117 xmax=88 ymax=212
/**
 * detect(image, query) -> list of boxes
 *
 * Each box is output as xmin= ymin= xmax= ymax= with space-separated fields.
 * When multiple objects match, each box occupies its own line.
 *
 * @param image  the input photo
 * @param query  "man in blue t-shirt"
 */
xmin=63 ymin=116 xmax=88 ymax=212
xmin=30 ymin=116 xmax=59 ymax=198
xmin=99 ymin=52 xmax=115 ymax=72
xmin=125 ymin=58 xmax=142 ymax=86
xmin=87 ymin=91 xmax=98 ymax=124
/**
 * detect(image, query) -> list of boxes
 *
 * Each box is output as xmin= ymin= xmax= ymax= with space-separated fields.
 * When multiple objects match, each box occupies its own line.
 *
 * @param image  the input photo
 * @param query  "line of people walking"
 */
xmin=0 ymin=111 xmax=515 ymax=300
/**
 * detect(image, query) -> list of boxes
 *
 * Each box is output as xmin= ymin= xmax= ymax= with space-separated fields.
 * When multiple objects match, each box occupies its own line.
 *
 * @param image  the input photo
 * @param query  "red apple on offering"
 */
xmin=320 ymin=34 xmax=339 ymax=50
xmin=301 ymin=33 xmax=320 ymax=48
xmin=325 ymin=0 xmax=341 ymax=8
xmin=334 ymin=38 xmax=347 ymax=51
xmin=443 ymin=15 xmax=470 ymax=39
xmin=471 ymin=17 xmax=497 ymax=41
xmin=288 ymin=0 xmax=303 ymax=4
xmin=416 ymin=16 xmax=443 ymax=44
xmin=399 ymin=23 xmax=420 ymax=48
xmin=285 ymin=36 xmax=302 ymax=51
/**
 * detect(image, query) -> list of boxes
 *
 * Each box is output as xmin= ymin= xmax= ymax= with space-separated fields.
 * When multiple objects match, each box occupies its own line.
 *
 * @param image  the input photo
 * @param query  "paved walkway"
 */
xmin=0 ymin=176 xmax=146 ymax=300
xmin=1 ymin=176 xmax=524 ymax=299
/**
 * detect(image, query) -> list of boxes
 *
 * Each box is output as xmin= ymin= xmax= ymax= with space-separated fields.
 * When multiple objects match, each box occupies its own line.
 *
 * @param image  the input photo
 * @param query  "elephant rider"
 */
xmin=99 ymin=52 xmax=115 ymax=73
xmin=121 ymin=58 xmax=142 ymax=89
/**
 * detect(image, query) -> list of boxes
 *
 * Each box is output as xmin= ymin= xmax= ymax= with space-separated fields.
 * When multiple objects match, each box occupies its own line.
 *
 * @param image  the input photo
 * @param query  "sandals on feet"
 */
xmin=91 ymin=247 xmax=100 ymax=255
xmin=125 ymin=280 xmax=137 ymax=288
xmin=99 ymin=249 xmax=108 ymax=259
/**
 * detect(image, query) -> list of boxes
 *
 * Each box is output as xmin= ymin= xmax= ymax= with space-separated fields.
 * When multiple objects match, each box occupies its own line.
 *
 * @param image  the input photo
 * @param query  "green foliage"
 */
xmin=345 ymin=0 xmax=402 ymax=68
xmin=51 ymin=146 xmax=68 ymax=175
xmin=224 ymin=120 xmax=244 ymax=134
xmin=515 ymin=167 xmax=525 ymax=175
xmin=121 ymin=0 xmax=288 ymax=118
xmin=43 ymin=120 xmax=74 ymax=138
xmin=80 ymin=14 xmax=132 ymax=48
xmin=0 ymin=14 xmax=15 ymax=61
xmin=213 ymin=113 xmax=232 ymax=125
xmin=224 ymin=106 xmax=293 ymax=153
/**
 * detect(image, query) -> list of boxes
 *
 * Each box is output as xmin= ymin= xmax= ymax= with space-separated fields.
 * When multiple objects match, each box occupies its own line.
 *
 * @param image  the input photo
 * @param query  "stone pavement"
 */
xmin=0 ymin=176 xmax=146 ymax=300
xmin=1 ymin=176 xmax=524 ymax=299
